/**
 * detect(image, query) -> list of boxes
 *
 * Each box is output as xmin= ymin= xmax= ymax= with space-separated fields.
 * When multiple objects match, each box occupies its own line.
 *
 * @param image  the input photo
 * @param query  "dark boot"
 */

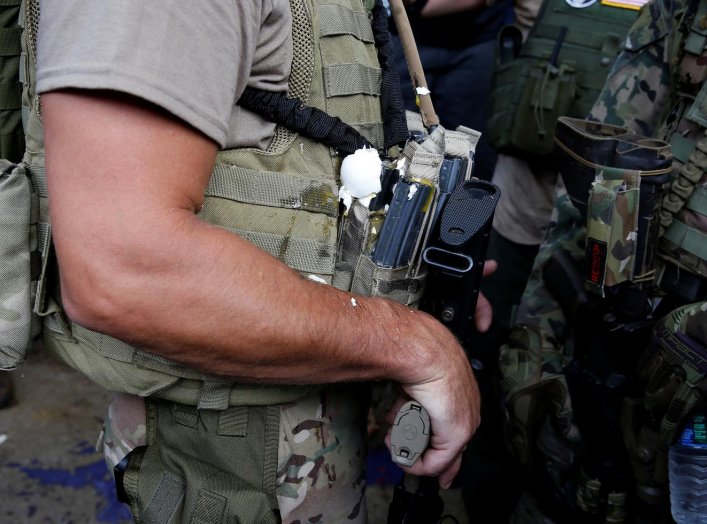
xmin=0 ymin=373 xmax=14 ymax=409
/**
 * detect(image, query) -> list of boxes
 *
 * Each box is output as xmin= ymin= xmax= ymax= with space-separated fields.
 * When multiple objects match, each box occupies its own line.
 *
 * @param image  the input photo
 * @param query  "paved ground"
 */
xmin=0 ymin=343 xmax=469 ymax=524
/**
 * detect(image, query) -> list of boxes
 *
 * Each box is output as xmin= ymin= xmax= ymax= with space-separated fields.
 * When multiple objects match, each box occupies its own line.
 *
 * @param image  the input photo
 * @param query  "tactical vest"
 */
xmin=3 ymin=0 xmax=480 ymax=410
xmin=486 ymin=0 xmax=638 ymax=157
xmin=14 ymin=0 xmax=387 ymax=408
xmin=655 ymin=0 xmax=707 ymax=298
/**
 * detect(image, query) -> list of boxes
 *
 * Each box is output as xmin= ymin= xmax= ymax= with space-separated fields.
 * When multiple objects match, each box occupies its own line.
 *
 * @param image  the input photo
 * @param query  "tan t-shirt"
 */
xmin=36 ymin=0 xmax=293 ymax=149
xmin=492 ymin=153 xmax=558 ymax=245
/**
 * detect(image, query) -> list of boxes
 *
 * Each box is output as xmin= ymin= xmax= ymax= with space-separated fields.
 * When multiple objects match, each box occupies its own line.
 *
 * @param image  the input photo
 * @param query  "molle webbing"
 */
xmin=660 ymin=128 xmax=707 ymax=232
xmin=205 ymin=164 xmax=339 ymax=217
xmin=121 ymin=400 xmax=281 ymax=523
xmin=240 ymin=0 xmax=408 ymax=153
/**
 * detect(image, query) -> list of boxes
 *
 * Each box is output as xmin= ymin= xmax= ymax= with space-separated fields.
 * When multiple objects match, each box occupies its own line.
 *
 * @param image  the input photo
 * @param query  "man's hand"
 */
xmin=381 ymin=259 xmax=495 ymax=487
xmin=384 ymin=307 xmax=480 ymax=489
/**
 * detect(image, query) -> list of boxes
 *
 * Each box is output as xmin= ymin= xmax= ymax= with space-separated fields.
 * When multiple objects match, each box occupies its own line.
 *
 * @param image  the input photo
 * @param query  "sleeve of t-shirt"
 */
xmin=36 ymin=1 xmax=260 ymax=148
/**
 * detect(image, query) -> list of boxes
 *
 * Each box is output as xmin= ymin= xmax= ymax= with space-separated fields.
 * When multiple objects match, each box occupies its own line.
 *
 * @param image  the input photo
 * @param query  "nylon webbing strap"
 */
xmin=144 ymin=471 xmax=185 ymax=524
xmin=221 ymin=225 xmax=336 ymax=275
xmin=198 ymin=381 xmax=232 ymax=411
xmin=263 ymin=406 xmax=280 ymax=494
xmin=206 ymin=163 xmax=339 ymax=216
xmin=318 ymin=5 xmax=374 ymax=42
xmin=238 ymin=87 xmax=371 ymax=155
xmin=685 ymin=184 xmax=707 ymax=215
xmin=445 ymin=129 xmax=479 ymax=159
xmin=662 ymin=220 xmax=707 ymax=261
xmin=324 ymin=63 xmax=381 ymax=97
xmin=189 ymin=490 xmax=227 ymax=524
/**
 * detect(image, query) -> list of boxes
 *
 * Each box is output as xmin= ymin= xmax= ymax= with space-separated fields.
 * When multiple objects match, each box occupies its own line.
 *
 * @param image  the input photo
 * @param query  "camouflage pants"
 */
xmin=100 ymin=385 xmax=370 ymax=523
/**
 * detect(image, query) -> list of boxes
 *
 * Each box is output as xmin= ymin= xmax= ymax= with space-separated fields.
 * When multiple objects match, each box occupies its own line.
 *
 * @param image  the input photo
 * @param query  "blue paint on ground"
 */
xmin=367 ymin=445 xmax=403 ymax=486
xmin=8 ymin=442 xmax=132 ymax=523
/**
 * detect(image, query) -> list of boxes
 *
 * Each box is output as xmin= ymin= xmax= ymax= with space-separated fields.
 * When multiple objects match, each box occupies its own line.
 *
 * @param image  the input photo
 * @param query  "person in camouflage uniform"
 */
xmin=499 ymin=0 xmax=707 ymax=521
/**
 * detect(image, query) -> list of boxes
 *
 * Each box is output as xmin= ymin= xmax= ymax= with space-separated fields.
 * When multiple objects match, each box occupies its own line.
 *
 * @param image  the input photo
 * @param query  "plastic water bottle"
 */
xmin=669 ymin=412 xmax=707 ymax=523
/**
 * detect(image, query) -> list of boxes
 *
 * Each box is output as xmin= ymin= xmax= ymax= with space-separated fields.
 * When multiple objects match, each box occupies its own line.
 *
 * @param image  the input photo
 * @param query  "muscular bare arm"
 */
xmin=43 ymin=89 xmax=480 ymax=487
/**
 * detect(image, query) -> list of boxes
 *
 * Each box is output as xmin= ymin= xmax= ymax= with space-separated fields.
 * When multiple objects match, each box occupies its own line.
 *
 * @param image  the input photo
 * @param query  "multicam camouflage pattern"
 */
xmin=0 ymin=161 xmax=37 ymax=371
xmin=101 ymin=387 xmax=369 ymax=523
xmin=100 ymin=393 xmax=148 ymax=475
xmin=276 ymin=385 xmax=369 ymax=523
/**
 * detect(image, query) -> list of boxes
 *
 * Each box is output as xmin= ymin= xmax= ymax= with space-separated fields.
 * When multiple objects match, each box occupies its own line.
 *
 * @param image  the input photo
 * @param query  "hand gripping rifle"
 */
xmin=386 ymin=178 xmax=501 ymax=524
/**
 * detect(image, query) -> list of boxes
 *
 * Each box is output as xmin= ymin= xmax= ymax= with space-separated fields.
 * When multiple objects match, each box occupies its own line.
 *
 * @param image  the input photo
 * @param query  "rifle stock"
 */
xmin=387 ymin=179 xmax=500 ymax=524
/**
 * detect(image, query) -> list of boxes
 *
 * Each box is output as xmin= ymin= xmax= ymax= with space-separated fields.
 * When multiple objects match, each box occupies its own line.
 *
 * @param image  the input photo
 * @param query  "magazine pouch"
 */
xmin=0 ymin=159 xmax=39 ymax=369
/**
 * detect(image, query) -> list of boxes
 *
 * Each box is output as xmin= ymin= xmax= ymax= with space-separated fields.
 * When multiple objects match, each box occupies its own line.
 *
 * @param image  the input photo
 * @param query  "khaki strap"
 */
xmin=198 ymin=381 xmax=232 ymax=411
xmin=685 ymin=183 xmax=707 ymax=215
xmin=263 ymin=405 xmax=281 ymax=494
xmin=324 ymin=63 xmax=381 ymax=97
xmin=220 ymin=224 xmax=336 ymax=276
xmin=318 ymin=4 xmax=374 ymax=43
xmin=207 ymin=164 xmax=338 ymax=217
xmin=662 ymin=219 xmax=707 ymax=261
xmin=144 ymin=471 xmax=186 ymax=524
xmin=189 ymin=490 xmax=227 ymax=524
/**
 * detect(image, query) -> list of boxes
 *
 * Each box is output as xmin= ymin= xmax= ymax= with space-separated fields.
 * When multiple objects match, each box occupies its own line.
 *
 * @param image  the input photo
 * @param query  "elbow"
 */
xmin=58 ymin=259 xmax=139 ymax=338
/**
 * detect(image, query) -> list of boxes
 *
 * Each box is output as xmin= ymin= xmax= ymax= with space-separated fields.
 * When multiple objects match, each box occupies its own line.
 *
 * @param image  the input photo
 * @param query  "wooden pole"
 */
xmin=389 ymin=0 xmax=440 ymax=130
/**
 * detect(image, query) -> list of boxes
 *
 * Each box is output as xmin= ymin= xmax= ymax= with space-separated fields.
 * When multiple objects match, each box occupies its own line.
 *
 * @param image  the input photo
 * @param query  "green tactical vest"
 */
xmin=656 ymin=0 xmax=707 ymax=287
xmin=19 ymin=0 xmax=389 ymax=409
xmin=486 ymin=0 xmax=638 ymax=157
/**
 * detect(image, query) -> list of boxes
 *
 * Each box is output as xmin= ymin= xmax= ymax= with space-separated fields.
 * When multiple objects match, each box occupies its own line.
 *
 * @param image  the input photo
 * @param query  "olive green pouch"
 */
xmin=509 ymin=63 xmax=576 ymax=155
xmin=120 ymin=400 xmax=280 ymax=524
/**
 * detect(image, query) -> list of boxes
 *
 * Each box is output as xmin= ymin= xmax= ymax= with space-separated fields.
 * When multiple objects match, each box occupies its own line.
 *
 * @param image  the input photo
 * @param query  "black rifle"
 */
xmin=387 ymin=178 xmax=500 ymax=524
xmin=538 ymin=248 xmax=680 ymax=523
